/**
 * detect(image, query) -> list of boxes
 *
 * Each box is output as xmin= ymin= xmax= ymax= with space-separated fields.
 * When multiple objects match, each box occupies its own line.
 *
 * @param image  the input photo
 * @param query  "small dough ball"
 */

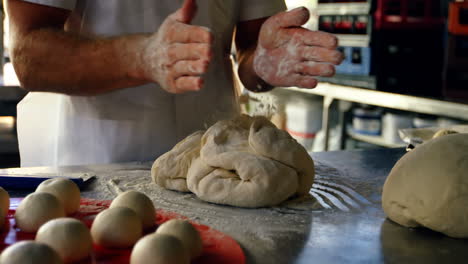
xmin=382 ymin=133 xmax=468 ymax=238
xmin=15 ymin=192 xmax=65 ymax=232
xmin=0 ymin=186 xmax=10 ymax=217
xmin=36 ymin=178 xmax=81 ymax=215
xmin=156 ymin=219 xmax=202 ymax=259
xmin=36 ymin=218 xmax=92 ymax=263
xmin=0 ymin=241 xmax=63 ymax=264
xmin=91 ymin=207 xmax=142 ymax=248
xmin=432 ymin=129 xmax=458 ymax=139
xmin=130 ymin=233 xmax=189 ymax=264
xmin=110 ymin=191 xmax=156 ymax=229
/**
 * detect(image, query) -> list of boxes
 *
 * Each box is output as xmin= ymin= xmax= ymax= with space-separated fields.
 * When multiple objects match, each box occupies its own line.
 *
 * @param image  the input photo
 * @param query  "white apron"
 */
xmin=17 ymin=0 xmax=286 ymax=166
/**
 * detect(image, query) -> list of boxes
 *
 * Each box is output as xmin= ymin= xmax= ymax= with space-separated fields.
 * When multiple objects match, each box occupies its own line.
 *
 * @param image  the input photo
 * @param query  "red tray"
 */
xmin=0 ymin=198 xmax=245 ymax=264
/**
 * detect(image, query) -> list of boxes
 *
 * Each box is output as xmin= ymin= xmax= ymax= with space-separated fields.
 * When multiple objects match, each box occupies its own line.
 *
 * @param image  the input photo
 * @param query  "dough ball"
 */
xmin=432 ymin=129 xmax=458 ymax=139
xmin=152 ymin=131 xmax=204 ymax=192
xmin=91 ymin=207 xmax=142 ymax=248
xmin=382 ymin=133 xmax=468 ymax=238
xmin=110 ymin=191 xmax=156 ymax=229
xmin=36 ymin=178 xmax=81 ymax=215
xmin=35 ymin=218 xmax=92 ymax=263
xmin=0 ymin=241 xmax=63 ymax=264
xmin=156 ymin=219 xmax=202 ymax=259
xmin=15 ymin=192 xmax=65 ymax=233
xmin=0 ymin=186 xmax=10 ymax=217
xmin=130 ymin=233 xmax=189 ymax=264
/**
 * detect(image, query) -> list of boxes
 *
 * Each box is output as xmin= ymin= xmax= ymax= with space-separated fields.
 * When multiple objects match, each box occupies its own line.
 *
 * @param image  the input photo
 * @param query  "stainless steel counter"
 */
xmin=1 ymin=148 xmax=467 ymax=264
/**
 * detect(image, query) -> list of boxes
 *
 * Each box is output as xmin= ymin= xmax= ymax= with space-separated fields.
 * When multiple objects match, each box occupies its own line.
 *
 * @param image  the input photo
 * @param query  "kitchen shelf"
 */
xmin=285 ymin=83 xmax=468 ymax=150
xmin=286 ymin=84 xmax=468 ymax=121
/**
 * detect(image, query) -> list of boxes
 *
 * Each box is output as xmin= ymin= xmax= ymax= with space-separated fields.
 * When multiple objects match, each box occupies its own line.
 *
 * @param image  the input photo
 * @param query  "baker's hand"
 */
xmin=140 ymin=0 xmax=213 ymax=93
xmin=253 ymin=7 xmax=343 ymax=89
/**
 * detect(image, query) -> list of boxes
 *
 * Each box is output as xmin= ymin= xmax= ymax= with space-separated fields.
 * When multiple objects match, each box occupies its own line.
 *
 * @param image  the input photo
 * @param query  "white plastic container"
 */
xmin=382 ymin=112 xmax=413 ymax=144
xmin=352 ymin=107 xmax=383 ymax=136
xmin=285 ymin=97 xmax=323 ymax=150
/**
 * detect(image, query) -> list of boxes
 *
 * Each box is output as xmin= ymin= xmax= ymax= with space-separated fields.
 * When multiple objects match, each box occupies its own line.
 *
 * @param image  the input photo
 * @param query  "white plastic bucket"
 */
xmin=285 ymin=97 xmax=323 ymax=150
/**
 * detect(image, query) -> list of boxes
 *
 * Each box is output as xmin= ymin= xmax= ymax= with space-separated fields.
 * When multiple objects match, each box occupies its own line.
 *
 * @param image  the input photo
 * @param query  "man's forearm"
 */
xmin=11 ymin=28 xmax=150 ymax=96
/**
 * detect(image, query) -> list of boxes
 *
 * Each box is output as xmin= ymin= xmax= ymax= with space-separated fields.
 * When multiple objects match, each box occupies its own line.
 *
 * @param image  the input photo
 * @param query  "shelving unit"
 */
xmin=286 ymin=83 xmax=468 ymax=150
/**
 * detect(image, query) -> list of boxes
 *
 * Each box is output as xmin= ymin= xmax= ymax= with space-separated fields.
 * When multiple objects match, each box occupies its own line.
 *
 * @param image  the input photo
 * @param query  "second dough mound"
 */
xmin=382 ymin=133 xmax=468 ymax=238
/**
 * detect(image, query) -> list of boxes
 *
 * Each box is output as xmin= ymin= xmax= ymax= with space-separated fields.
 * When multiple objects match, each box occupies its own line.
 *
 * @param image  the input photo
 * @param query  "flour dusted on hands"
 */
xmin=252 ymin=7 xmax=343 ymax=89
xmin=152 ymin=115 xmax=315 ymax=208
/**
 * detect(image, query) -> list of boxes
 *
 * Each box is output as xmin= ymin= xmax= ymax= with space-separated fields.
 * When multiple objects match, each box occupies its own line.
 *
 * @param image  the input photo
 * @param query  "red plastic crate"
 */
xmin=374 ymin=0 xmax=445 ymax=30
xmin=448 ymin=1 xmax=468 ymax=36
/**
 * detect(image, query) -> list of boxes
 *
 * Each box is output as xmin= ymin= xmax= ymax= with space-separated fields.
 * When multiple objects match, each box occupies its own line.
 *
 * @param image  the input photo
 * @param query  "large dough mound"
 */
xmin=151 ymin=131 xmax=204 ymax=192
xmin=188 ymin=153 xmax=299 ymax=207
xmin=382 ymin=133 xmax=468 ymax=238
xmin=190 ymin=115 xmax=314 ymax=207
xmin=152 ymin=115 xmax=315 ymax=208
xmin=248 ymin=117 xmax=315 ymax=195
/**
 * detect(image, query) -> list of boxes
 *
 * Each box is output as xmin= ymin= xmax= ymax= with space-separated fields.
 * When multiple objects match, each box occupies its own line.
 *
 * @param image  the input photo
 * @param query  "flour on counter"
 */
xmin=82 ymin=162 xmax=350 ymax=264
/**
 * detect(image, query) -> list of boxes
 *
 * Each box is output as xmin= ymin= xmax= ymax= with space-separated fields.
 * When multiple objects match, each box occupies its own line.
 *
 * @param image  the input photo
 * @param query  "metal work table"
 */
xmin=1 ymin=148 xmax=467 ymax=263
xmin=286 ymin=83 xmax=468 ymax=150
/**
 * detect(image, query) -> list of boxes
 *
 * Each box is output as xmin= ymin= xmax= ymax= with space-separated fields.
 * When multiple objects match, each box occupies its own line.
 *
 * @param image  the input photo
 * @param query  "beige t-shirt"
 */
xmin=17 ymin=0 xmax=286 ymax=166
